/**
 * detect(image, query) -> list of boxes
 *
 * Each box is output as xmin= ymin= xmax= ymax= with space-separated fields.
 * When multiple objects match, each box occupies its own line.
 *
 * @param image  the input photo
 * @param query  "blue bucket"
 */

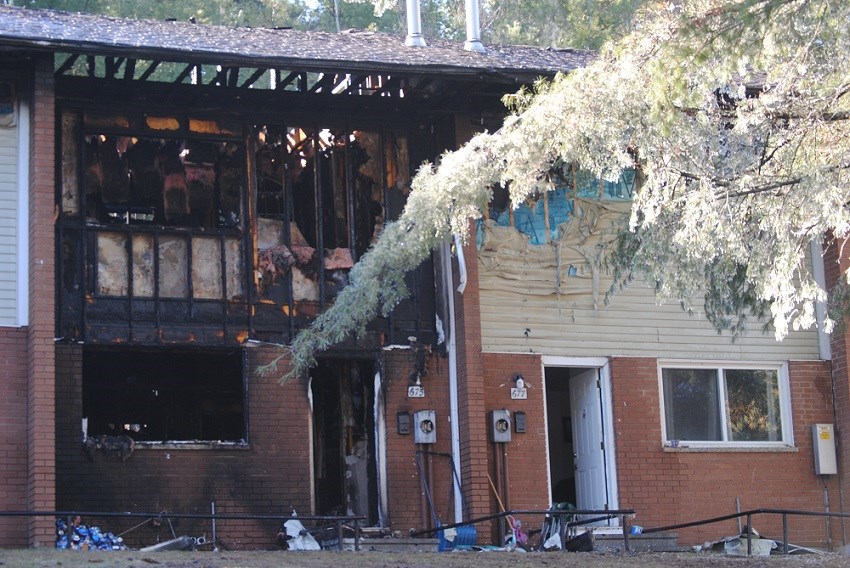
xmin=437 ymin=524 xmax=477 ymax=551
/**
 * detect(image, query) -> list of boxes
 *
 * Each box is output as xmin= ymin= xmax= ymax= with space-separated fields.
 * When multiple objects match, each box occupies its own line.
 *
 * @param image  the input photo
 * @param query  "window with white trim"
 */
xmin=660 ymin=364 xmax=792 ymax=446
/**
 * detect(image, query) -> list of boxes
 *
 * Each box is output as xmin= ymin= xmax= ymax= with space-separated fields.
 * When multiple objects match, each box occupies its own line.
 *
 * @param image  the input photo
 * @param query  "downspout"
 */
xmin=811 ymin=238 xmax=832 ymax=360
xmin=442 ymin=240 xmax=464 ymax=522
xmin=812 ymin=238 xmax=846 ymax=548
xmin=17 ymin=90 xmax=29 ymax=327
xmin=405 ymin=0 xmax=426 ymax=47
xmin=463 ymin=0 xmax=485 ymax=53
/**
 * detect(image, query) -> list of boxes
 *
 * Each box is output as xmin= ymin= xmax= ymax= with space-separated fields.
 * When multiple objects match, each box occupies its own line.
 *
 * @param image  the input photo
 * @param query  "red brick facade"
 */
xmin=27 ymin=55 xmax=56 ymax=547
xmin=54 ymin=344 xmax=314 ymax=548
xmin=612 ymin=357 xmax=838 ymax=546
xmin=0 ymin=328 xmax=28 ymax=546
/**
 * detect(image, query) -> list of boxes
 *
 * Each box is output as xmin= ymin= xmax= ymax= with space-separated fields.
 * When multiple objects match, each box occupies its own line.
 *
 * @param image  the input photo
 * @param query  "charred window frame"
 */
xmin=82 ymin=347 xmax=248 ymax=446
xmin=57 ymin=109 xmax=252 ymax=344
xmin=252 ymin=124 xmax=411 ymax=340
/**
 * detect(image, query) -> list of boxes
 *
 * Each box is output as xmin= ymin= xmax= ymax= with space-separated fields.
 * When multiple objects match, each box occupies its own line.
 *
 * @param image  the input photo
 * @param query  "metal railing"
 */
xmin=643 ymin=508 xmax=850 ymax=555
xmin=410 ymin=508 xmax=637 ymax=551
xmin=0 ymin=510 xmax=365 ymax=551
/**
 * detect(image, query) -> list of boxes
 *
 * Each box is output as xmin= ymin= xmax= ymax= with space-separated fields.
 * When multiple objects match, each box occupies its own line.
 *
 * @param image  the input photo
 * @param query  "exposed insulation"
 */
xmin=158 ymin=237 xmax=188 ymax=298
xmin=192 ymin=237 xmax=222 ymax=299
xmin=97 ymin=232 xmax=128 ymax=296
xmin=61 ymin=111 xmax=79 ymax=215
xmin=131 ymin=234 xmax=155 ymax=297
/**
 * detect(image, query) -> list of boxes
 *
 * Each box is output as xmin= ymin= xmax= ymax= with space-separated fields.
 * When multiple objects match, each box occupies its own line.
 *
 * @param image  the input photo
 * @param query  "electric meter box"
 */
xmin=413 ymin=410 xmax=437 ymax=444
xmin=813 ymin=423 xmax=838 ymax=475
xmin=489 ymin=409 xmax=512 ymax=443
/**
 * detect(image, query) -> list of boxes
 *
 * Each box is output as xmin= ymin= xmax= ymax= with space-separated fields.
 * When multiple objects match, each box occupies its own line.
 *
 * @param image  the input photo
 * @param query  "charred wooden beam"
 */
xmin=105 ymin=57 xmax=126 ymax=78
xmin=56 ymin=53 xmax=80 ymax=76
xmin=372 ymin=76 xmax=401 ymax=97
xmin=212 ymin=66 xmax=228 ymax=86
xmin=407 ymin=77 xmax=434 ymax=96
xmin=240 ymin=68 xmax=266 ymax=89
xmin=227 ymin=67 xmax=241 ymax=88
xmin=277 ymin=71 xmax=299 ymax=90
xmin=174 ymin=63 xmax=195 ymax=84
xmin=342 ymin=75 xmax=370 ymax=95
xmin=308 ymin=73 xmax=336 ymax=94
xmin=123 ymin=59 xmax=136 ymax=82
xmin=86 ymin=55 xmax=96 ymax=78
xmin=138 ymin=60 xmax=162 ymax=82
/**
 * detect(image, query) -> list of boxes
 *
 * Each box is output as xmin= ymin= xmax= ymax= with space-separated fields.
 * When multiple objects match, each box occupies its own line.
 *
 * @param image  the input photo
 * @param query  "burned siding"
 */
xmin=477 ymin=186 xmax=822 ymax=359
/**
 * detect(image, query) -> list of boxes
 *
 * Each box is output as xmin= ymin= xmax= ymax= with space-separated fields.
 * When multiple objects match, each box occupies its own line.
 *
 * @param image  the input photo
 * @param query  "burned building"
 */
xmin=0 ymin=3 xmax=848 ymax=553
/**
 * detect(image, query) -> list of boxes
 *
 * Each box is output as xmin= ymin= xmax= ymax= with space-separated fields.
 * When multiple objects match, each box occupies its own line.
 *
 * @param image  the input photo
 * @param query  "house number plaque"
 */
xmin=511 ymin=387 xmax=528 ymax=400
xmin=408 ymin=385 xmax=425 ymax=398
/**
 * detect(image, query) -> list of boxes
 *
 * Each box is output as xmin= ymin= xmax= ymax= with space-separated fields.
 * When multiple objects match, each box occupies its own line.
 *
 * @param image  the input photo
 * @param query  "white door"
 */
xmin=570 ymin=368 xmax=608 ymax=514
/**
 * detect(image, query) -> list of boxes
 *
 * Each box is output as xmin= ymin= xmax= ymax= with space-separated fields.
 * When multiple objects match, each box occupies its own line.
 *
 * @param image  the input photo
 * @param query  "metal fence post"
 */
xmin=782 ymin=513 xmax=788 ymax=555
xmin=354 ymin=519 xmax=360 ymax=551
xmin=746 ymin=514 xmax=752 ymax=556
xmin=622 ymin=514 xmax=630 ymax=552
xmin=336 ymin=519 xmax=344 ymax=551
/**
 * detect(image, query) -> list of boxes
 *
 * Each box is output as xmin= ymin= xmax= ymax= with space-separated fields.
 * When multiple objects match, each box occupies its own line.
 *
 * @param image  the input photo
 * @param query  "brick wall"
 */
xmin=0 ymin=327 xmax=28 ymax=546
xmin=481 ymin=353 xmax=548 ymax=543
xmin=482 ymin=353 xmax=549 ymax=512
xmin=55 ymin=343 xmax=454 ymax=548
xmin=381 ymin=349 xmax=452 ymax=534
xmin=27 ymin=55 xmax=55 ymax=546
xmin=613 ymin=357 xmax=839 ymax=547
xmin=55 ymin=344 xmax=313 ymax=549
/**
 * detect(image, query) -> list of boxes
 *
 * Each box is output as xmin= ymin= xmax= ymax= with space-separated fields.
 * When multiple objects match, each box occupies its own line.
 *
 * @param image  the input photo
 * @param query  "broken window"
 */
xmin=64 ymin=111 xmax=246 ymax=304
xmin=660 ymin=365 xmax=789 ymax=445
xmin=480 ymin=168 xmax=637 ymax=246
xmin=255 ymin=126 xmax=405 ymax=308
xmin=82 ymin=348 xmax=246 ymax=443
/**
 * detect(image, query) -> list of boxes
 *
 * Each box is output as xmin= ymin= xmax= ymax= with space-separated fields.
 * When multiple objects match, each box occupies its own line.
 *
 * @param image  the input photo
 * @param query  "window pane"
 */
xmin=724 ymin=369 xmax=782 ymax=442
xmin=662 ymin=369 xmax=722 ymax=441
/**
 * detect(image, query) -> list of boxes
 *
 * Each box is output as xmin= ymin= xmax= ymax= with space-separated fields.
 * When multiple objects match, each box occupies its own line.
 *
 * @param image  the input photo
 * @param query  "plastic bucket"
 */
xmin=438 ymin=524 xmax=477 ymax=551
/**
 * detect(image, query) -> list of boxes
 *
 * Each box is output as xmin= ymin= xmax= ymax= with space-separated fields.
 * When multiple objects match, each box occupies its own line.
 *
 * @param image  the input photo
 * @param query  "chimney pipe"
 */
xmin=464 ymin=0 xmax=485 ymax=52
xmin=405 ymin=0 xmax=426 ymax=47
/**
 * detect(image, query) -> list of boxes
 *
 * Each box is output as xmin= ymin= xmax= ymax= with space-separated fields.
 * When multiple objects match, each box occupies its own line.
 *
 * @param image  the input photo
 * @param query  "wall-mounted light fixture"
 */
xmin=513 ymin=373 xmax=524 ymax=389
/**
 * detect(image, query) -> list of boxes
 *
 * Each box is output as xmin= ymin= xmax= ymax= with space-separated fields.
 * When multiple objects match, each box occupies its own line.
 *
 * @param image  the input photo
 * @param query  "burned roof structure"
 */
xmin=0 ymin=5 xmax=592 ymax=107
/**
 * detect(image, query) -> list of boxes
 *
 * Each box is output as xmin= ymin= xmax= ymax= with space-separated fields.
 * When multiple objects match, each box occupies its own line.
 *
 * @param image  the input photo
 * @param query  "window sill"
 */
xmin=663 ymin=444 xmax=797 ymax=453
xmin=134 ymin=441 xmax=249 ymax=451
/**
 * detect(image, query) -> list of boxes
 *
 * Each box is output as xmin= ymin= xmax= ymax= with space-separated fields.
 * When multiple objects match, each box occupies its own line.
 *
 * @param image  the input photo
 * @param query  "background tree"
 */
xmin=18 ymin=0 xmax=644 ymax=48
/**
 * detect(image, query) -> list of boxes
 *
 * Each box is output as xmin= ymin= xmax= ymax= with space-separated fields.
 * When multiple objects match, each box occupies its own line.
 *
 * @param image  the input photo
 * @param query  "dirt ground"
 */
xmin=1 ymin=549 xmax=850 ymax=568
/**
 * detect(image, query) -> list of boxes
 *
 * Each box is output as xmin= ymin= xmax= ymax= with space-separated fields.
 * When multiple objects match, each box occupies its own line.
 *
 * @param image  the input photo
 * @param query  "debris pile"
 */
xmin=55 ymin=516 xmax=127 ymax=551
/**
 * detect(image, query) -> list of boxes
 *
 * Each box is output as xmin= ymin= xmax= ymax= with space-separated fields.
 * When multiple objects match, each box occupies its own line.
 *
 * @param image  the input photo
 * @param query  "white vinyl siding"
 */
xmin=0 ymin=114 xmax=17 ymax=326
xmin=478 ymin=243 xmax=822 ymax=361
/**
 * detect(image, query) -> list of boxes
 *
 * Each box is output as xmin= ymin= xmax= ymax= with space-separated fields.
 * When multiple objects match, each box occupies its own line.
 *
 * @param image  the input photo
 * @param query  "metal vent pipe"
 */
xmin=464 ymin=0 xmax=485 ymax=52
xmin=405 ymin=0 xmax=426 ymax=47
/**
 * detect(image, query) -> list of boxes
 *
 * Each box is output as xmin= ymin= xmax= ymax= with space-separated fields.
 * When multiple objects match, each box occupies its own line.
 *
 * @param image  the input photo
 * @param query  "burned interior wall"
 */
xmin=251 ymin=124 xmax=435 ymax=347
xmin=57 ymin=93 xmax=439 ymax=349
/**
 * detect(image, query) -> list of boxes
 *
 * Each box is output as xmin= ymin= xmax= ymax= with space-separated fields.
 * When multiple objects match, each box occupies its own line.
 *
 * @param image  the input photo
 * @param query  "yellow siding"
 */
xmin=478 ymin=201 xmax=822 ymax=360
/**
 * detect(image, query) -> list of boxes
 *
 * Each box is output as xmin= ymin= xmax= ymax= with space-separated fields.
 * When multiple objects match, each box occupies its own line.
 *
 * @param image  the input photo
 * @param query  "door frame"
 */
xmin=541 ymin=356 xmax=619 ymax=523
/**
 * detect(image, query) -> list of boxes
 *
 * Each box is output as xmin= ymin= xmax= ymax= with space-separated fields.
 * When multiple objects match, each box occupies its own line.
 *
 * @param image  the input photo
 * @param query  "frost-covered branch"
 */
xmin=271 ymin=0 xmax=850 ymax=381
